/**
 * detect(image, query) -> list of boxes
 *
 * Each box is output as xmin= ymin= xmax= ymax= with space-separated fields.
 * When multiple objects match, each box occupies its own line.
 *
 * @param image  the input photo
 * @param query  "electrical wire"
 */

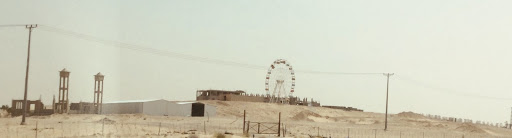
xmin=295 ymin=70 xmax=382 ymax=75
xmin=6 ymin=24 xmax=512 ymax=101
xmin=395 ymin=74 xmax=512 ymax=101
xmin=0 ymin=24 xmax=28 ymax=28
xmin=38 ymin=25 xmax=383 ymax=75
xmin=38 ymin=25 xmax=267 ymax=70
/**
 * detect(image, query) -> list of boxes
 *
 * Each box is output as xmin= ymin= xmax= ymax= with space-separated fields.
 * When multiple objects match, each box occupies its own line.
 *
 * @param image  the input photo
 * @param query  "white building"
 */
xmin=101 ymin=99 xmax=216 ymax=117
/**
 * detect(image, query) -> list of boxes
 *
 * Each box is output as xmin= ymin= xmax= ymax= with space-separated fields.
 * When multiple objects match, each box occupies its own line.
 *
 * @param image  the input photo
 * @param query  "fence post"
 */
xmin=399 ymin=131 xmax=401 ymax=138
xmin=243 ymin=110 xmax=246 ymax=135
xmin=374 ymin=129 xmax=376 ymax=138
xmin=158 ymin=122 xmax=161 ymax=136
xmin=61 ymin=122 xmax=64 ymax=138
xmin=278 ymin=112 xmax=281 ymax=137
xmin=84 ymin=123 xmax=88 ymax=136
xmin=102 ymin=118 xmax=105 ymax=136
xmin=78 ymin=122 xmax=81 ymax=136
xmin=317 ymin=127 xmax=320 ymax=137
xmin=347 ymin=128 xmax=350 ymax=138
xmin=283 ymin=125 xmax=286 ymax=137
xmin=35 ymin=121 xmax=38 ymax=138
xmin=257 ymin=123 xmax=260 ymax=133
xmin=247 ymin=121 xmax=250 ymax=134
xmin=204 ymin=121 xmax=206 ymax=134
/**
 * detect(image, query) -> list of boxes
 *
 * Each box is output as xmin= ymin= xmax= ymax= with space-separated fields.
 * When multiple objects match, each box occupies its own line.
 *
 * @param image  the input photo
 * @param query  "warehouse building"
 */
xmin=101 ymin=99 xmax=216 ymax=117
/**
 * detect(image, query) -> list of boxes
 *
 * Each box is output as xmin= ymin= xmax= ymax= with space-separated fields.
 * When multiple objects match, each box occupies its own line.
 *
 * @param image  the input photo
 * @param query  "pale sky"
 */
xmin=1 ymin=0 xmax=511 ymax=124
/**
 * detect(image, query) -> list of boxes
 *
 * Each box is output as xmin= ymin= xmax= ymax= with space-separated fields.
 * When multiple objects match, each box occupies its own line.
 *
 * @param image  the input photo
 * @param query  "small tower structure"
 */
xmin=57 ymin=68 xmax=70 ymax=114
xmin=93 ymin=72 xmax=104 ymax=114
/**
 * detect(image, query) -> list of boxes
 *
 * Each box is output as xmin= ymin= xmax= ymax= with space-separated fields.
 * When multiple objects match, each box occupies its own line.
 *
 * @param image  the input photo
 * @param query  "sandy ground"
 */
xmin=1 ymin=101 xmax=512 ymax=138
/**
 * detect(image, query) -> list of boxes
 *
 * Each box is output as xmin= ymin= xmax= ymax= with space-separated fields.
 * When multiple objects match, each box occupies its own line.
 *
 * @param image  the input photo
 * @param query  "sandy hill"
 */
xmin=0 ymin=101 xmax=511 ymax=138
xmin=201 ymin=101 xmax=512 ymax=137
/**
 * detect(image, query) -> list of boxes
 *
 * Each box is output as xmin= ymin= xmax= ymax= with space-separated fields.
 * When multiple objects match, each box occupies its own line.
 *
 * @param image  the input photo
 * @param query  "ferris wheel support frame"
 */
xmin=265 ymin=59 xmax=295 ymax=104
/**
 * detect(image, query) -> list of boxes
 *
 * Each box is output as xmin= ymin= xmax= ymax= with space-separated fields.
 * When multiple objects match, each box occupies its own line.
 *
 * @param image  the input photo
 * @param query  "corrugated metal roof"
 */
xmin=196 ymin=89 xmax=245 ymax=93
xmin=103 ymin=99 xmax=206 ymax=104
xmin=175 ymin=101 xmax=198 ymax=104
xmin=103 ymin=99 xmax=162 ymax=104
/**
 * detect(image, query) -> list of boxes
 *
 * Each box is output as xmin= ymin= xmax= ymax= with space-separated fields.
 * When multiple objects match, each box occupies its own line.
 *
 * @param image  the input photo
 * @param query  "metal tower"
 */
xmin=57 ymin=68 xmax=70 ymax=114
xmin=94 ymin=72 xmax=104 ymax=114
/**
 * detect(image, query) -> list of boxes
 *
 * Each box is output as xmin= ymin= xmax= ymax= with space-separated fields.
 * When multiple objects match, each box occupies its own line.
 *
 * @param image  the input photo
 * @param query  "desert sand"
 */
xmin=1 ymin=101 xmax=512 ymax=138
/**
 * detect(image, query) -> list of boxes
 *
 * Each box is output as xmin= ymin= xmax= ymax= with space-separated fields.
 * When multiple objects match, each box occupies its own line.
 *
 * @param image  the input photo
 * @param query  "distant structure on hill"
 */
xmin=196 ymin=89 xmax=321 ymax=106
xmin=11 ymin=69 xmax=107 ymax=117
xmin=11 ymin=99 xmax=53 ymax=116
xmin=322 ymin=105 xmax=363 ymax=112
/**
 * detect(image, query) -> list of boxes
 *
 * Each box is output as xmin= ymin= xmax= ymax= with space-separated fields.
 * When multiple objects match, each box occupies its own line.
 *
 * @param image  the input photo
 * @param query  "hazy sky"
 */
xmin=1 ymin=0 xmax=512 ymax=124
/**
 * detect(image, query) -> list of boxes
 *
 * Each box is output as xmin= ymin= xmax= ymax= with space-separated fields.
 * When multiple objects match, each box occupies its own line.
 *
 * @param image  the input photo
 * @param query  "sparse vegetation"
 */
xmin=0 ymin=105 xmax=8 ymax=110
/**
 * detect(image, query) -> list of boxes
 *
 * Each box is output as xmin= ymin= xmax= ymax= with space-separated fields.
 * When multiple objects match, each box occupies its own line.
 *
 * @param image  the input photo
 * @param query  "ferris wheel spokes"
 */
xmin=265 ymin=59 xmax=295 ymax=104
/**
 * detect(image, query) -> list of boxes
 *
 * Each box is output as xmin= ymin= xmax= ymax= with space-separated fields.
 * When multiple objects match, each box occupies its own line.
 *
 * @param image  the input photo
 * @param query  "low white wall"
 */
xmin=102 ymin=102 xmax=143 ymax=114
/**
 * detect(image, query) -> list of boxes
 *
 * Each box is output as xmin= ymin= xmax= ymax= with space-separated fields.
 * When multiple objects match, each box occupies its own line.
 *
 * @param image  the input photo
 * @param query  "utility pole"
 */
xmin=383 ymin=73 xmax=394 ymax=131
xmin=509 ymin=107 xmax=512 ymax=129
xmin=21 ymin=24 xmax=37 ymax=125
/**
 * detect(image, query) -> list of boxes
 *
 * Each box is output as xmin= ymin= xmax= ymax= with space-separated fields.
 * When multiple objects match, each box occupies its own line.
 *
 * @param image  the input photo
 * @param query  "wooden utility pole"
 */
xmin=509 ymin=107 xmax=512 ymax=129
xmin=21 ymin=24 xmax=37 ymax=125
xmin=243 ymin=110 xmax=246 ymax=134
xmin=278 ymin=112 xmax=281 ymax=137
xmin=384 ymin=73 xmax=394 ymax=131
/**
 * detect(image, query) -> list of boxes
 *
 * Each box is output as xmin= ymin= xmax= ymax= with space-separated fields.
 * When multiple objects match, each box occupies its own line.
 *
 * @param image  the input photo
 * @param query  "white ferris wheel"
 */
xmin=265 ymin=59 xmax=296 ymax=103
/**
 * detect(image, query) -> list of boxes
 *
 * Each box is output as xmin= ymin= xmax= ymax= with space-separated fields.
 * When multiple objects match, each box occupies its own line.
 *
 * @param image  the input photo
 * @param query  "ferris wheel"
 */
xmin=265 ymin=59 xmax=296 ymax=103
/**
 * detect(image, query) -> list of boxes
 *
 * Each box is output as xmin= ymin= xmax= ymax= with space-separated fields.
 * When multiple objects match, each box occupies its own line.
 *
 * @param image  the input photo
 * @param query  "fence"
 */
xmin=284 ymin=123 xmax=512 ymax=138
xmin=2 ymin=119 xmax=512 ymax=138
xmin=1 ymin=118 xmax=244 ymax=138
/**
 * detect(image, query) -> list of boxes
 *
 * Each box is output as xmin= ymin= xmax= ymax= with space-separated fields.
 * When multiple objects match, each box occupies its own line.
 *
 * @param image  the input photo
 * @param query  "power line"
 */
xmin=395 ymin=74 xmax=512 ymax=101
xmin=39 ymin=25 xmax=266 ymax=70
xmin=30 ymin=25 xmax=512 ymax=101
xmin=296 ymin=70 xmax=382 ymax=75
xmin=0 ymin=24 xmax=28 ymax=28
xmin=38 ymin=25 xmax=382 ymax=75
